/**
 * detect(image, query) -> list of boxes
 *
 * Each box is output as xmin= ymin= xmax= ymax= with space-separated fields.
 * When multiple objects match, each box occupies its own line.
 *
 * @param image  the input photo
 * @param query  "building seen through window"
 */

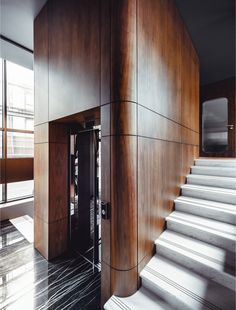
xmin=0 ymin=59 xmax=34 ymax=202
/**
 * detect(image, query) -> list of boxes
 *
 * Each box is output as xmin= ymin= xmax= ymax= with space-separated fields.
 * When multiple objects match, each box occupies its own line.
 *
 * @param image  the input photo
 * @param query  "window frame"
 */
xmin=0 ymin=58 xmax=34 ymax=203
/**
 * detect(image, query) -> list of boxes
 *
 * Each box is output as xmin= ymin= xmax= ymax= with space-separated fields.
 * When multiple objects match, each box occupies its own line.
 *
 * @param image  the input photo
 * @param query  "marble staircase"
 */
xmin=104 ymin=158 xmax=236 ymax=310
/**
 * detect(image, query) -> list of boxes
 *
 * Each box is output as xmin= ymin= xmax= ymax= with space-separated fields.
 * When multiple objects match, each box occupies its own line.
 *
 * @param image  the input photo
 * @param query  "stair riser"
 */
xmin=167 ymin=220 xmax=235 ymax=252
xmin=187 ymin=177 xmax=236 ymax=190
xmin=191 ymin=167 xmax=236 ymax=177
xmin=175 ymin=202 xmax=236 ymax=225
xmin=195 ymin=161 xmax=236 ymax=168
xmin=156 ymin=243 xmax=235 ymax=291
xmin=181 ymin=188 xmax=236 ymax=204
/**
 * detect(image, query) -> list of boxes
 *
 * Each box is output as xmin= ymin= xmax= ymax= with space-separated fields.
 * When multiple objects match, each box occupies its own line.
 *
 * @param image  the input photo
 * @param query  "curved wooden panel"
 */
xmin=111 ymin=135 xmax=137 ymax=270
xmin=111 ymin=0 xmax=137 ymax=102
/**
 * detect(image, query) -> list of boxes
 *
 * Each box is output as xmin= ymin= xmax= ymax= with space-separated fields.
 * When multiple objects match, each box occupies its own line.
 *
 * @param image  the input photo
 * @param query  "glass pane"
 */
xmin=202 ymin=98 xmax=228 ymax=153
xmin=7 ymin=132 xmax=34 ymax=158
xmin=7 ymin=180 xmax=34 ymax=200
xmin=6 ymin=61 xmax=34 ymax=130
xmin=0 ymin=184 xmax=2 ymax=202
xmin=0 ymin=59 xmax=2 ymax=128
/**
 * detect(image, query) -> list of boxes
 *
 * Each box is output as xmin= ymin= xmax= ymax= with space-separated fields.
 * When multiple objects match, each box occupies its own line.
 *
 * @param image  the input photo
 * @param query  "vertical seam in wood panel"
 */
xmin=109 ymin=0 xmax=112 ymax=296
xmin=99 ymin=0 xmax=102 ymax=107
xmin=47 ymin=3 xmax=49 ymax=124
xmin=136 ymin=0 xmax=138 ymax=286
xmin=47 ymin=2 xmax=50 ymax=247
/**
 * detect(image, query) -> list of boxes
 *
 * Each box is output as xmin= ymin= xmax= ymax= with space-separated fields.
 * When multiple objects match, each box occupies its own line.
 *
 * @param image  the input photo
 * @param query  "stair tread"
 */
xmin=195 ymin=159 xmax=236 ymax=167
xmin=104 ymin=288 xmax=172 ymax=310
xmin=187 ymin=174 xmax=236 ymax=181
xmin=167 ymin=211 xmax=236 ymax=237
xmin=175 ymin=196 xmax=236 ymax=213
xmin=156 ymin=230 xmax=235 ymax=272
xmin=181 ymin=183 xmax=236 ymax=195
xmin=191 ymin=165 xmax=236 ymax=171
xmin=186 ymin=174 xmax=236 ymax=190
xmin=141 ymin=255 xmax=235 ymax=310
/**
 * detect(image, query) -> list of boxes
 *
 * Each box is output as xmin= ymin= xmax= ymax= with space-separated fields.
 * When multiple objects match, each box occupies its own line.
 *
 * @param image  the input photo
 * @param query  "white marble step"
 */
xmin=191 ymin=165 xmax=236 ymax=177
xmin=195 ymin=159 xmax=236 ymax=168
xmin=175 ymin=196 xmax=236 ymax=224
xmin=166 ymin=211 xmax=236 ymax=251
xmin=104 ymin=287 xmax=172 ymax=310
xmin=141 ymin=255 xmax=234 ymax=310
xmin=155 ymin=230 xmax=235 ymax=290
xmin=186 ymin=174 xmax=236 ymax=190
xmin=181 ymin=184 xmax=236 ymax=204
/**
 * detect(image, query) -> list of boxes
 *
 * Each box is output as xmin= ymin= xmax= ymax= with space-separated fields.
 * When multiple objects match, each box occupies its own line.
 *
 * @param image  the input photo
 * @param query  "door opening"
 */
xmin=202 ymin=98 xmax=229 ymax=154
xmin=69 ymin=125 xmax=101 ymax=267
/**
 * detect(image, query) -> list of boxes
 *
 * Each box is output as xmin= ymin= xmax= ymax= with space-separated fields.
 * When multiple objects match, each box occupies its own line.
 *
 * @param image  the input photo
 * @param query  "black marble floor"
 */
xmin=0 ymin=220 xmax=101 ymax=310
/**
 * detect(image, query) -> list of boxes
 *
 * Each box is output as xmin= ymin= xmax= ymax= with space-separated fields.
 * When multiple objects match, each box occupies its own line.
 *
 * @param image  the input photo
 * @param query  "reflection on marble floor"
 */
xmin=0 ymin=220 xmax=101 ymax=310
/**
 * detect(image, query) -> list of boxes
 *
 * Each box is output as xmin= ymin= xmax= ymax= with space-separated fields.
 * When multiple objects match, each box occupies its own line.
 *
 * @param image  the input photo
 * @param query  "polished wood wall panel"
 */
xmin=111 ymin=0 xmax=137 ymax=102
xmin=34 ymin=0 xmax=101 ymax=260
xmin=111 ymin=102 xmax=137 ymax=135
xmin=34 ymin=123 xmax=68 ymax=260
xmin=101 ymin=137 xmax=111 ymax=265
xmin=34 ymin=143 xmax=49 ymax=222
xmin=111 ymin=135 xmax=137 ymax=270
xmin=138 ymin=0 xmax=182 ymax=123
xmin=0 ymin=158 xmax=33 ymax=184
xmin=100 ymin=0 xmax=138 ymax=299
xmin=136 ymin=0 xmax=199 ymax=274
xmin=138 ymin=106 xmax=181 ymax=143
xmin=111 ymin=267 xmax=138 ymax=297
xmin=34 ymin=215 xmax=49 ymax=259
xmin=181 ymin=126 xmax=199 ymax=146
xmin=101 ymin=0 xmax=111 ymax=104
xmin=34 ymin=4 xmax=49 ymax=126
xmin=48 ymin=0 xmax=100 ymax=121
xmin=137 ymin=138 xmax=183 ymax=264
xmin=49 ymin=142 xmax=68 ymax=222
xmin=200 ymin=77 xmax=235 ymax=157
xmin=181 ymin=37 xmax=199 ymax=131
xmin=34 ymin=123 xmax=49 ymax=144
xmin=181 ymin=144 xmax=199 ymax=184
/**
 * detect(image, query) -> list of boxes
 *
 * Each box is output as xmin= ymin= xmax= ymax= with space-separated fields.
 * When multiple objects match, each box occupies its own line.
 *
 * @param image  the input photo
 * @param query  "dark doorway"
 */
xmin=200 ymin=77 xmax=236 ymax=157
xmin=69 ymin=126 xmax=101 ymax=266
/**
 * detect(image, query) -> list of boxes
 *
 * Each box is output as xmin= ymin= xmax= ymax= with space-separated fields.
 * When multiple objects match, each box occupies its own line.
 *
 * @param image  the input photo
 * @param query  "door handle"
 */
xmin=226 ymin=124 xmax=234 ymax=130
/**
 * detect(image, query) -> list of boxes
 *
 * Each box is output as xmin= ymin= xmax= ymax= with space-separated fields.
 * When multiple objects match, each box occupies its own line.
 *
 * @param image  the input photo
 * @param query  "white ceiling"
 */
xmin=0 ymin=0 xmax=47 ymax=50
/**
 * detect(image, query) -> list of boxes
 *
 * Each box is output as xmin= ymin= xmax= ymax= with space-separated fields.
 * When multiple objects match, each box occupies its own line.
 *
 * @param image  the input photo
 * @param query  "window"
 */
xmin=7 ymin=61 xmax=34 ymax=131
xmin=7 ymin=132 xmax=34 ymax=158
xmin=0 ymin=59 xmax=34 ymax=202
xmin=0 ymin=59 xmax=3 ymax=202
xmin=7 ymin=181 xmax=34 ymax=200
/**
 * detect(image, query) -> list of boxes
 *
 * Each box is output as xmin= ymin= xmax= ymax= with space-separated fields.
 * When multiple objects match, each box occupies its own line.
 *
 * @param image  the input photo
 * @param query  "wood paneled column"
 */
xmin=101 ymin=0 xmax=138 ymax=301
xmin=34 ymin=3 xmax=70 ymax=261
xmin=34 ymin=123 xmax=69 ymax=260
